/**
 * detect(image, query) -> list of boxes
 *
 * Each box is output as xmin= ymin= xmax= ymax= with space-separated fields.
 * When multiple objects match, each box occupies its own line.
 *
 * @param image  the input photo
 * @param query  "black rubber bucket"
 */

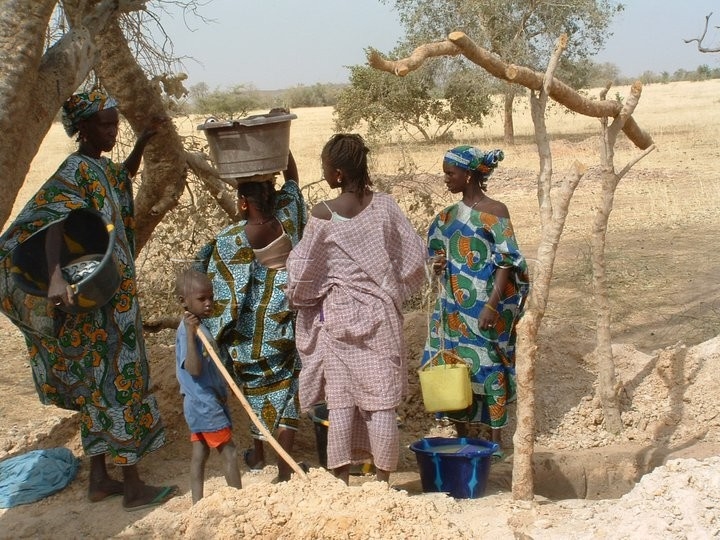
xmin=10 ymin=208 xmax=120 ymax=313
xmin=308 ymin=403 xmax=330 ymax=468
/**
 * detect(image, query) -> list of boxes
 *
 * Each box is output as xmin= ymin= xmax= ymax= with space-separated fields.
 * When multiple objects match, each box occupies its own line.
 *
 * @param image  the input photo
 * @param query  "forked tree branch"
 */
xmin=683 ymin=12 xmax=720 ymax=53
xmin=368 ymin=31 xmax=654 ymax=150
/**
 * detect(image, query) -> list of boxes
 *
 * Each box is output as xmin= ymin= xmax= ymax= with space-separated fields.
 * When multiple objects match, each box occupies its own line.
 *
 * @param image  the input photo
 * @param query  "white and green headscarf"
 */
xmin=444 ymin=146 xmax=504 ymax=177
xmin=61 ymin=90 xmax=118 ymax=137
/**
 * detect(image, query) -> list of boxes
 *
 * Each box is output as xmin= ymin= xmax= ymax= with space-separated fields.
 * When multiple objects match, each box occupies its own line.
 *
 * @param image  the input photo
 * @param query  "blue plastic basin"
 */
xmin=410 ymin=437 xmax=498 ymax=498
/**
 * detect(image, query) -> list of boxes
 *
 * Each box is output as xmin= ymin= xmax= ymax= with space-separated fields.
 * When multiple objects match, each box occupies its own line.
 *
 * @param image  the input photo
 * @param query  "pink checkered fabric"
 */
xmin=327 ymin=407 xmax=399 ymax=471
xmin=286 ymin=193 xmax=427 ymax=413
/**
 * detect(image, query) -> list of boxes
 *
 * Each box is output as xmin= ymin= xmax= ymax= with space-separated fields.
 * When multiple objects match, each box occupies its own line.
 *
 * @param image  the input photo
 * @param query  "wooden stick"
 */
xmin=196 ymin=329 xmax=308 ymax=479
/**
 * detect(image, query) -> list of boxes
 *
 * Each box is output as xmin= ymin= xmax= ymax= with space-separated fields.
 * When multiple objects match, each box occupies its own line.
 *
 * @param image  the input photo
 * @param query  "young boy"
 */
xmin=175 ymin=268 xmax=241 ymax=503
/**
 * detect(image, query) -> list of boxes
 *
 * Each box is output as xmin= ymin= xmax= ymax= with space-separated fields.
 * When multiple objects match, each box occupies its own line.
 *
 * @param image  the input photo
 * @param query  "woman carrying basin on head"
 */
xmin=198 ymin=143 xmax=308 ymax=484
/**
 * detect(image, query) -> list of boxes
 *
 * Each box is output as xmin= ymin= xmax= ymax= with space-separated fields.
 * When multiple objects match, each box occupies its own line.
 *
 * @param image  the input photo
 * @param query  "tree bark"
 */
xmin=368 ymin=32 xmax=654 ymax=150
xmin=0 ymin=0 xmax=89 ymax=228
xmin=503 ymin=84 xmax=516 ymax=145
xmin=0 ymin=0 xmax=151 ymax=229
xmin=93 ymin=20 xmax=187 ymax=253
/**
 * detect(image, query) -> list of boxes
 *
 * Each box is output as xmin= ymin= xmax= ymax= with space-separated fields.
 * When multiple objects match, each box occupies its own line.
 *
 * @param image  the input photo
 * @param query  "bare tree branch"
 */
xmin=186 ymin=151 xmax=240 ymax=220
xmin=368 ymin=31 xmax=655 ymax=150
xmin=617 ymin=144 xmax=656 ymax=179
xmin=684 ymin=12 xmax=720 ymax=53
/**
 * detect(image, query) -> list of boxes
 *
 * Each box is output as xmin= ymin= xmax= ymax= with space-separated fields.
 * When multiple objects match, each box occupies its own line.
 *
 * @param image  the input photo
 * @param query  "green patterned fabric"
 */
xmin=422 ymin=201 xmax=529 ymax=429
xmin=0 ymin=153 xmax=165 ymax=465
xmin=199 ymin=181 xmax=307 ymax=437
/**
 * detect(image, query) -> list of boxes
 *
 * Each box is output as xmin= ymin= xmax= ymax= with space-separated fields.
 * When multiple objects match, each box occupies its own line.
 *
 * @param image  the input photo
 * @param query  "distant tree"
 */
xmin=334 ymin=61 xmax=492 ymax=142
xmin=639 ymin=70 xmax=658 ymax=84
xmin=673 ymin=68 xmax=690 ymax=81
xmin=583 ymin=61 xmax=621 ymax=88
xmin=283 ymin=83 xmax=342 ymax=108
xmin=696 ymin=64 xmax=712 ymax=80
xmin=191 ymin=84 xmax=260 ymax=118
xmin=383 ymin=0 xmax=623 ymax=144
xmin=189 ymin=82 xmax=209 ymax=102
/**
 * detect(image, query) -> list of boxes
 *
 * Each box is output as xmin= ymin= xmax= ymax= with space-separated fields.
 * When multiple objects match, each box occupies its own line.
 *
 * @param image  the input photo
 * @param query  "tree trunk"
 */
xmin=0 ymin=0 xmax=83 ymax=228
xmin=591 ymin=169 xmax=623 ymax=433
xmin=591 ymin=82 xmax=652 ymax=434
xmin=503 ymin=84 xmax=515 ymax=145
xmin=513 ymin=312 xmax=537 ymax=497
xmin=0 ymin=0 xmax=150 ymax=230
xmin=93 ymin=20 xmax=187 ymax=253
xmin=512 ymin=37 xmax=565 ymax=500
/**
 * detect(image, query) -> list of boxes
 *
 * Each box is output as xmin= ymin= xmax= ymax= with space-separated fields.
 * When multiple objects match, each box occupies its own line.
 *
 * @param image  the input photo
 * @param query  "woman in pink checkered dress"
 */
xmin=286 ymin=134 xmax=426 ymax=484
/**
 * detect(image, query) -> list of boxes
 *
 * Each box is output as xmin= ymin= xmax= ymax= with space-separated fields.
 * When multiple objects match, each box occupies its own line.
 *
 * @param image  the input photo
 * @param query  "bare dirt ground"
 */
xmin=1 ymin=79 xmax=720 ymax=538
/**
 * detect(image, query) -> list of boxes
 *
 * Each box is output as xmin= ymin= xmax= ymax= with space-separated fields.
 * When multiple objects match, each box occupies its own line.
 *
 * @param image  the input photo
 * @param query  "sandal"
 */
xmin=491 ymin=449 xmax=505 ymax=463
xmin=243 ymin=448 xmax=265 ymax=471
xmin=123 ymin=485 xmax=178 ymax=512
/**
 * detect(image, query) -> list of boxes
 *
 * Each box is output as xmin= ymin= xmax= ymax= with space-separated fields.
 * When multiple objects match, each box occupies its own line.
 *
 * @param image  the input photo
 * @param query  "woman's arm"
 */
xmin=479 ymin=266 xmax=511 ymax=329
xmin=282 ymin=150 xmax=299 ymax=185
xmin=45 ymin=222 xmax=74 ymax=306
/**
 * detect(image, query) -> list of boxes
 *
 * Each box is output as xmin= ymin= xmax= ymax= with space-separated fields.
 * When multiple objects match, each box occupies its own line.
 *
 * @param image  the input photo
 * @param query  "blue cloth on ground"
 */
xmin=0 ymin=448 xmax=79 ymax=508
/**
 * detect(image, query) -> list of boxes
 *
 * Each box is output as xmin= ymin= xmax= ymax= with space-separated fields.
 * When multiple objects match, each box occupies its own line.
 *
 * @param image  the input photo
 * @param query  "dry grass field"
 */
xmin=1 ymin=79 xmax=720 ymax=538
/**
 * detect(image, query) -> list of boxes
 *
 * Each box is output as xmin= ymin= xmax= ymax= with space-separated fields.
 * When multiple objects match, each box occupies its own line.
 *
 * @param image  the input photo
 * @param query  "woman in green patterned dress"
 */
xmin=422 ymin=146 xmax=529 ymax=458
xmin=198 ymin=150 xmax=307 ymax=483
xmin=0 ymin=91 xmax=176 ymax=510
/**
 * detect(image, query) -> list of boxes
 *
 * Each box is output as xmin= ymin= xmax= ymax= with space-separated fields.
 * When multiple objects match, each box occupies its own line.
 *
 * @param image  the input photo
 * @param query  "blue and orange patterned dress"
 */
xmin=198 ymin=181 xmax=307 ymax=439
xmin=422 ymin=200 xmax=529 ymax=429
xmin=0 ymin=153 xmax=166 ymax=465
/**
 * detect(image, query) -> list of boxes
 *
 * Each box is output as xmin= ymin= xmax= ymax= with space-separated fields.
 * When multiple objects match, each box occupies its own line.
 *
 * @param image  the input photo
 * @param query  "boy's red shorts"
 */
xmin=190 ymin=427 xmax=233 ymax=448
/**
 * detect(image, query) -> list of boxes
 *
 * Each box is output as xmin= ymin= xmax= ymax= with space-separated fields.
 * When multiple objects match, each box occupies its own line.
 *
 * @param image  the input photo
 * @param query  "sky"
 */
xmin=157 ymin=0 xmax=720 ymax=91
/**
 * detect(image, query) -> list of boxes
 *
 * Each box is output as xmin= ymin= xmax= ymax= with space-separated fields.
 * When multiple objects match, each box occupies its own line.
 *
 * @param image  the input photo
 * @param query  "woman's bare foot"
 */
xmin=88 ymin=478 xmax=124 ymax=502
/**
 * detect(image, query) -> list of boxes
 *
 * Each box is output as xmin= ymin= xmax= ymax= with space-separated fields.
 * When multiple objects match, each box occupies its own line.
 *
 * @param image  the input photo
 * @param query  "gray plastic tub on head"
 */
xmin=198 ymin=112 xmax=297 ymax=179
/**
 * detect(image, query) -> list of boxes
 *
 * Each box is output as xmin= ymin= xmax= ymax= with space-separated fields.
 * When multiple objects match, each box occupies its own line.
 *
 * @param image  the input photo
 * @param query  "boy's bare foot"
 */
xmin=88 ymin=478 xmax=124 ymax=502
xmin=123 ymin=484 xmax=178 ymax=512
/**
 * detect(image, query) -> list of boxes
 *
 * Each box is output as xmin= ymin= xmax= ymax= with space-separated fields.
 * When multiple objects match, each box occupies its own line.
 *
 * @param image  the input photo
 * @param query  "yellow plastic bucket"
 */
xmin=418 ymin=351 xmax=472 ymax=413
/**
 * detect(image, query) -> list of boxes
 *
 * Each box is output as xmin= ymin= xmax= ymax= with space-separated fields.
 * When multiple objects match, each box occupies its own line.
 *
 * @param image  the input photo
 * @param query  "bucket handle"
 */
xmin=420 ymin=351 xmax=469 ymax=371
xmin=425 ymin=271 xmax=472 ymax=368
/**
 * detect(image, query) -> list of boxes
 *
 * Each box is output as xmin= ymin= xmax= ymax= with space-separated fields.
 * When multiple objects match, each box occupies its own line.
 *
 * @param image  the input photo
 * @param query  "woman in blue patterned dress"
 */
xmin=198 ymin=150 xmax=307 ymax=482
xmin=422 ymin=146 xmax=529 ymax=458
xmin=0 ymin=91 xmax=176 ymax=510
